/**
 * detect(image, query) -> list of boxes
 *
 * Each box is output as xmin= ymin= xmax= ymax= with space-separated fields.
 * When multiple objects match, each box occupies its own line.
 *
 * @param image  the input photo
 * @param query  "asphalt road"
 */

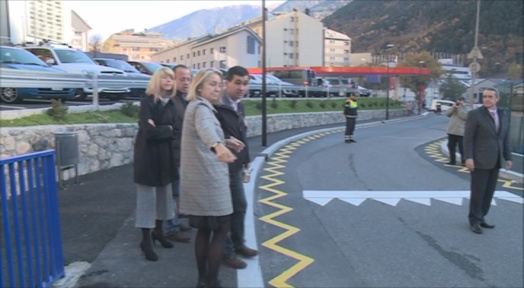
xmin=254 ymin=115 xmax=523 ymax=287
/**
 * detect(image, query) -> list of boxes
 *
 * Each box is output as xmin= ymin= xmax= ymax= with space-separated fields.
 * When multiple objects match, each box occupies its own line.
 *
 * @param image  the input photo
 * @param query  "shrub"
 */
xmin=46 ymin=99 xmax=68 ymax=121
xmin=255 ymin=102 xmax=263 ymax=110
xmin=305 ymin=100 xmax=314 ymax=108
xmin=319 ymin=101 xmax=326 ymax=109
xmin=289 ymin=100 xmax=298 ymax=109
xmin=330 ymin=102 xmax=338 ymax=109
xmin=270 ymin=98 xmax=278 ymax=109
xmin=120 ymin=101 xmax=139 ymax=117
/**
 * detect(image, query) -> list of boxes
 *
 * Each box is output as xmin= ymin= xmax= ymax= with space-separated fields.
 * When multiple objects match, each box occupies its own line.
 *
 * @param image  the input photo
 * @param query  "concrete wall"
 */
xmin=0 ymin=109 xmax=404 ymax=180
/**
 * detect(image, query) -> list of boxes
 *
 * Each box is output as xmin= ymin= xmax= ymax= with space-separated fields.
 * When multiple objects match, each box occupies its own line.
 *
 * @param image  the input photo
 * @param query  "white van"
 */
xmin=428 ymin=99 xmax=455 ymax=112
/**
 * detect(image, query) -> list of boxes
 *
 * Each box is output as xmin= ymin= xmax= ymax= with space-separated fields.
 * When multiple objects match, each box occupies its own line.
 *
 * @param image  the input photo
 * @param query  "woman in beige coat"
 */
xmin=179 ymin=69 xmax=236 ymax=288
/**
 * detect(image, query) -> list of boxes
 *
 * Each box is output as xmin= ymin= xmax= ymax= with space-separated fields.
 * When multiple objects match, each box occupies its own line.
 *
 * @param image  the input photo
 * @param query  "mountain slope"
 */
xmin=272 ymin=0 xmax=352 ymax=18
xmin=322 ymin=0 xmax=523 ymax=77
xmin=148 ymin=5 xmax=261 ymax=40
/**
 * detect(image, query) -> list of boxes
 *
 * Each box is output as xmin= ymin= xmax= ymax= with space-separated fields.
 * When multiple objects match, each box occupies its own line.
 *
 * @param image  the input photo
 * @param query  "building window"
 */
xmin=187 ymin=53 xmax=190 ymax=59
xmin=247 ymin=35 xmax=255 ymax=54
xmin=210 ymin=48 xmax=214 ymax=54
xmin=289 ymin=41 xmax=294 ymax=47
xmin=290 ymin=17 xmax=294 ymax=22
xmin=197 ymin=63 xmax=200 ymax=69
xmin=210 ymin=61 xmax=214 ymax=67
xmin=330 ymin=48 xmax=335 ymax=52
xmin=344 ymin=50 xmax=349 ymax=54
xmin=219 ymin=60 xmax=226 ymax=68
xmin=289 ymin=53 xmax=294 ymax=59
xmin=202 ymin=62 xmax=206 ymax=68
xmin=181 ymin=55 xmax=184 ymax=60
xmin=193 ymin=52 xmax=196 ymax=57
xmin=166 ymin=59 xmax=170 ymax=63
xmin=173 ymin=57 xmax=176 ymax=62
xmin=203 ymin=49 xmax=206 ymax=55
xmin=219 ymin=46 xmax=226 ymax=53
xmin=197 ymin=51 xmax=200 ymax=56
xmin=132 ymin=47 xmax=139 ymax=51
xmin=345 ymin=41 xmax=350 ymax=46
xmin=289 ymin=29 xmax=294 ymax=35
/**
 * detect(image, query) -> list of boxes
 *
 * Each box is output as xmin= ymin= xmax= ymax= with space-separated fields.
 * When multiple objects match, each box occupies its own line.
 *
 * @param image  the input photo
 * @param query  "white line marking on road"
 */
xmin=303 ymin=190 xmax=523 ymax=206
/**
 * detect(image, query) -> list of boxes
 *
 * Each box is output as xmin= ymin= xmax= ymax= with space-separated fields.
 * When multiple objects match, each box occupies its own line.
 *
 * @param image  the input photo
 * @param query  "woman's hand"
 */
xmin=225 ymin=137 xmax=245 ymax=153
xmin=148 ymin=119 xmax=156 ymax=127
xmin=215 ymin=143 xmax=237 ymax=164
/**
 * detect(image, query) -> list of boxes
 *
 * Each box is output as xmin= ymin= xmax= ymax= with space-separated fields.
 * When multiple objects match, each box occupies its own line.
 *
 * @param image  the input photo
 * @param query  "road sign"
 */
xmin=469 ymin=62 xmax=481 ymax=73
xmin=467 ymin=47 xmax=484 ymax=59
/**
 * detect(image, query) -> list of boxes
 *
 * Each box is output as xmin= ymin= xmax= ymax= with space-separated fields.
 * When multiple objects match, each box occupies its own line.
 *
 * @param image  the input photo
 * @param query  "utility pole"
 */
xmin=467 ymin=0 xmax=483 ymax=108
xmin=261 ymin=0 xmax=267 ymax=146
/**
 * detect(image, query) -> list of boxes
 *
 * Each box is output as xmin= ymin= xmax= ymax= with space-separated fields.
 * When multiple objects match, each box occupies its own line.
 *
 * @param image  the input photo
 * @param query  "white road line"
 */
xmin=303 ymin=190 xmax=524 ymax=206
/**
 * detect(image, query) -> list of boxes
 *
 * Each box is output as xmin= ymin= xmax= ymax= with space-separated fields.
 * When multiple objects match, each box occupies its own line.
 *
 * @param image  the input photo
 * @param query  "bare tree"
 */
xmin=89 ymin=34 xmax=103 ymax=56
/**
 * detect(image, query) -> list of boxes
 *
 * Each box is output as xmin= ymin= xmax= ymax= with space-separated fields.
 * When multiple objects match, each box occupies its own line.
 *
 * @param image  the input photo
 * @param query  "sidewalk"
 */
xmin=53 ymin=115 xmax=523 ymax=288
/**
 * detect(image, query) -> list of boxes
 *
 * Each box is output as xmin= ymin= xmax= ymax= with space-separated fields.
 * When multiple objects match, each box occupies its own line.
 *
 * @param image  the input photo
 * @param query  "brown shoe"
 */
xmin=236 ymin=246 xmax=258 ymax=258
xmin=223 ymin=256 xmax=247 ymax=269
xmin=166 ymin=231 xmax=190 ymax=243
xmin=180 ymin=223 xmax=192 ymax=232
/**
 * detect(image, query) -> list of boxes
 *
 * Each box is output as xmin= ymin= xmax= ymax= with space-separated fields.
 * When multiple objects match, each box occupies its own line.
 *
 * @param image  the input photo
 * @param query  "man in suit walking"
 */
xmin=463 ymin=87 xmax=512 ymax=234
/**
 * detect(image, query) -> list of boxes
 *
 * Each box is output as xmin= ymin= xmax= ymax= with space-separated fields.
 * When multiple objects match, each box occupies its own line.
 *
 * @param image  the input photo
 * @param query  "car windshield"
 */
xmin=0 ymin=47 xmax=48 ymax=66
xmin=105 ymin=59 xmax=140 ymax=73
xmin=142 ymin=62 xmax=162 ymax=73
xmin=54 ymin=49 xmax=96 ymax=64
xmin=340 ymin=79 xmax=349 ymax=85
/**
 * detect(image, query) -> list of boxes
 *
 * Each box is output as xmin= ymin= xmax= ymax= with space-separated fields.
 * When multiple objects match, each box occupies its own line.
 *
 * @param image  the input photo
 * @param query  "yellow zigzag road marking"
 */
xmin=258 ymin=125 xmax=399 ymax=287
xmin=425 ymin=139 xmax=522 ymax=191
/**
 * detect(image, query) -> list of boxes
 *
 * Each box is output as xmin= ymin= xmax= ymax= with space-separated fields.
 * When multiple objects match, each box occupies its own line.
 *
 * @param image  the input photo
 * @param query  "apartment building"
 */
xmin=150 ymin=26 xmax=262 ymax=70
xmin=247 ymin=10 xmax=324 ymax=67
xmin=6 ymin=0 xmax=71 ymax=45
xmin=324 ymin=28 xmax=351 ymax=67
xmin=102 ymin=30 xmax=177 ymax=61
xmin=70 ymin=10 xmax=90 ymax=51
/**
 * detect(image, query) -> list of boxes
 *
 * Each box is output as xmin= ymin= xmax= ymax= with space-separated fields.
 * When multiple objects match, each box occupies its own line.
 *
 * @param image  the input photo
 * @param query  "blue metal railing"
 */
xmin=1 ymin=150 xmax=64 ymax=288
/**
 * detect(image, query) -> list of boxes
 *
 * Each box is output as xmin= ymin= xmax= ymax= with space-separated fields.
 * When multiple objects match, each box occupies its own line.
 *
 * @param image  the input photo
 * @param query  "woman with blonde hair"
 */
xmin=133 ymin=67 xmax=179 ymax=261
xmin=179 ymin=69 xmax=236 ymax=287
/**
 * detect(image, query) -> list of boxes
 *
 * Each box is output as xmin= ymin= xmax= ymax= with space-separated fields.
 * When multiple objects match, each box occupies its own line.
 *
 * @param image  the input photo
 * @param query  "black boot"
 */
xmin=152 ymin=220 xmax=173 ymax=248
xmin=140 ymin=228 xmax=158 ymax=261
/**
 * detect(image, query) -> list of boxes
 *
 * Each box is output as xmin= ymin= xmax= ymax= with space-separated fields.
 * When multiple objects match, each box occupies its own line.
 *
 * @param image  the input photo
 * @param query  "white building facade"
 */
xmin=70 ymin=10 xmax=90 ymax=51
xmin=324 ymin=28 xmax=351 ymax=67
xmin=7 ymin=0 xmax=72 ymax=45
xmin=151 ymin=27 xmax=262 ymax=70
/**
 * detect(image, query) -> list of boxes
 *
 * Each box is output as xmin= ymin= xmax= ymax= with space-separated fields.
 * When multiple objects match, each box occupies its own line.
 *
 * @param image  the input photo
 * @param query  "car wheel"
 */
xmin=0 ymin=88 xmax=21 ymax=103
xmin=72 ymin=89 xmax=88 ymax=101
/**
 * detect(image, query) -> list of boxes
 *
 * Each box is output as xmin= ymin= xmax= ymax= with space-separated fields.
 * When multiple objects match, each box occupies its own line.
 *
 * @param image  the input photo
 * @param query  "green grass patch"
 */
xmin=1 ymin=98 xmax=401 ymax=127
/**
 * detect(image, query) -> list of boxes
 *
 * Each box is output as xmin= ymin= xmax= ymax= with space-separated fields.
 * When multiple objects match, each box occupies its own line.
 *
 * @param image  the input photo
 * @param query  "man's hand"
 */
xmin=505 ymin=160 xmax=513 ymax=170
xmin=215 ymin=143 xmax=237 ymax=164
xmin=465 ymin=159 xmax=475 ymax=171
xmin=225 ymin=137 xmax=245 ymax=153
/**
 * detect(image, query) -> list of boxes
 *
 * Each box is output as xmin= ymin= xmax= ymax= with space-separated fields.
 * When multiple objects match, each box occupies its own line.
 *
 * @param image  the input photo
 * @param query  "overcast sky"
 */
xmin=69 ymin=0 xmax=285 ymax=39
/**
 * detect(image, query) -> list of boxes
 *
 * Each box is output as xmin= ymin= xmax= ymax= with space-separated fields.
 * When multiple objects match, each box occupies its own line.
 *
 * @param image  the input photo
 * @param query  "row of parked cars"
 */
xmin=0 ymin=44 xmax=170 ymax=103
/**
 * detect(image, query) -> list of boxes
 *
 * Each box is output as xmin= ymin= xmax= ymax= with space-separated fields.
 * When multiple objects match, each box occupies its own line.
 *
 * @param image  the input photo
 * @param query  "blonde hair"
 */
xmin=186 ymin=68 xmax=223 ymax=101
xmin=145 ymin=67 xmax=177 ymax=102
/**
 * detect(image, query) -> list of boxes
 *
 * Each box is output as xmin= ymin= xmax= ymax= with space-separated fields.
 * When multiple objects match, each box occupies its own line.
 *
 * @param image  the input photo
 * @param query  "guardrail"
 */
xmin=0 ymin=68 xmax=150 ymax=107
xmin=0 ymin=150 xmax=65 ymax=288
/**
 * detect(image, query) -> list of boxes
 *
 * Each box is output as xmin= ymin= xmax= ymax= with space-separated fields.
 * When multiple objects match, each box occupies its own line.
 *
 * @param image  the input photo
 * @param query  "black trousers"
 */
xmin=447 ymin=134 xmax=464 ymax=163
xmin=345 ymin=117 xmax=356 ymax=140
xmin=468 ymin=167 xmax=500 ymax=225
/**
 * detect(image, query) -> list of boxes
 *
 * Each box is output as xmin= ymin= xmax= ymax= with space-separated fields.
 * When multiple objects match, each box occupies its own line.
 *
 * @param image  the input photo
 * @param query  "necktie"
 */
xmin=490 ymin=111 xmax=499 ymax=132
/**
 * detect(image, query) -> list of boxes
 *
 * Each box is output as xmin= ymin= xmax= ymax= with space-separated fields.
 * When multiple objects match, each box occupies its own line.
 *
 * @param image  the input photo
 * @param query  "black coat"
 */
xmin=215 ymin=97 xmax=250 ymax=174
xmin=172 ymin=90 xmax=188 ymax=164
xmin=133 ymin=95 xmax=179 ymax=187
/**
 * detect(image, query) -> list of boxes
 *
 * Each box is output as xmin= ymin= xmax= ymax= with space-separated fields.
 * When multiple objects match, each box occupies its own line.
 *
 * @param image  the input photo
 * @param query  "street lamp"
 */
xmin=418 ymin=61 xmax=425 ymax=115
xmin=384 ymin=44 xmax=394 ymax=120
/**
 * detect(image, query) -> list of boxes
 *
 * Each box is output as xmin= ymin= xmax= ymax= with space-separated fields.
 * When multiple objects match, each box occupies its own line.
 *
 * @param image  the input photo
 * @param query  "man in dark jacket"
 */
xmin=215 ymin=66 xmax=258 ymax=269
xmin=164 ymin=65 xmax=192 ymax=243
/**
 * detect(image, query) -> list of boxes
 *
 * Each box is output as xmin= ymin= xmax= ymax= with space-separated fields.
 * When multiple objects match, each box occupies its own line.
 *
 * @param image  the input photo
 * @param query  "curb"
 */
xmin=439 ymin=141 xmax=523 ymax=183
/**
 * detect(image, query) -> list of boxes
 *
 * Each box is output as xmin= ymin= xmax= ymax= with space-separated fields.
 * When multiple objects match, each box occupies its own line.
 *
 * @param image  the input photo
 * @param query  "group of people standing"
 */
xmin=133 ymin=65 xmax=257 ymax=288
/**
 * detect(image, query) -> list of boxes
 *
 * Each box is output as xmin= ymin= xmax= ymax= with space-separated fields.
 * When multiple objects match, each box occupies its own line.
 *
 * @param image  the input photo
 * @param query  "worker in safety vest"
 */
xmin=344 ymin=93 xmax=358 ymax=143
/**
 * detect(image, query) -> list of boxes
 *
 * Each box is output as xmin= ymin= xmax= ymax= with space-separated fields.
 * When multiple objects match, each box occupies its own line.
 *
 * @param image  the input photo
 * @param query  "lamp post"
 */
xmin=261 ymin=0 xmax=267 ymax=146
xmin=384 ymin=44 xmax=394 ymax=120
xmin=418 ymin=61 xmax=425 ymax=115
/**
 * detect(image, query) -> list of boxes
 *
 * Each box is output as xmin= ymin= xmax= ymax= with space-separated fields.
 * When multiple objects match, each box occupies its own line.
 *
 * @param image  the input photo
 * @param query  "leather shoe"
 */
xmin=236 ymin=246 xmax=258 ymax=258
xmin=480 ymin=222 xmax=495 ymax=229
xmin=349 ymin=139 xmax=357 ymax=143
xmin=446 ymin=161 xmax=456 ymax=165
xmin=223 ymin=256 xmax=247 ymax=269
xmin=166 ymin=231 xmax=190 ymax=243
xmin=470 ymin=224 xmax=483 ymax=234
xmin=180 ymin=223 xmax=192 ymax=232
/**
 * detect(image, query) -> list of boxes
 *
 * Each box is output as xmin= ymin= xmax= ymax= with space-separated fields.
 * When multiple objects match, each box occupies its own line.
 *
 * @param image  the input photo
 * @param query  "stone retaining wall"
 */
xmin=0 ymin=109 xmax=403 ymax=180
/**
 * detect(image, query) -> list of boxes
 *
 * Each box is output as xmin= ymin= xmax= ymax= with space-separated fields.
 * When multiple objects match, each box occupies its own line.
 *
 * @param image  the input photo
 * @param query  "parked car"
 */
xmin=127 ymin=61 xmax=163 ymax=75
xmin=0 ymin=46 xmax=76 ymax=103
xmin=160 ymin=63 xmax=176 ymax=69
xmin=24 ymin=44 xmax=129 ymax=101
xmin=357 ymin=85 xmax=371 ymax=97
xmin=252 ymin=74 xmax=299 ymax=97
xmin=94 ymin=58 xmax=150 ymax=98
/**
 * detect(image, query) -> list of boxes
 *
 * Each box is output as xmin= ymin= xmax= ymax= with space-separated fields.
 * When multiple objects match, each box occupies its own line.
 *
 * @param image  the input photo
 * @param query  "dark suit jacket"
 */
xmin=172 ymin=90 xmax=188 ymax=164
xmin=214 ymin=93 xmax=250 ymax=174
xmin=463 ymin=106 xmax=512 ymax=169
